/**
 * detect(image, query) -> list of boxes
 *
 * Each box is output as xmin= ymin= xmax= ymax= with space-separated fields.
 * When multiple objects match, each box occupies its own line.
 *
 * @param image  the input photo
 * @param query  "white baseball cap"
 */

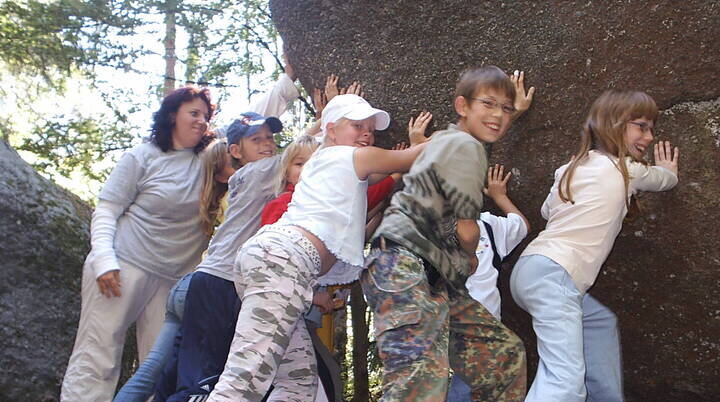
xmin=321 ymin=94 xmax=391 ymax=136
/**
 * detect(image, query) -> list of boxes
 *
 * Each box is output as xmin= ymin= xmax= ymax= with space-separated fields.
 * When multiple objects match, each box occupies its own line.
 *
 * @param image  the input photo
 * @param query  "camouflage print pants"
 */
xmin=208 ymin=226 xmax=319 ymax=402
xmin=362 ymin=245 xmax=526 ymax=402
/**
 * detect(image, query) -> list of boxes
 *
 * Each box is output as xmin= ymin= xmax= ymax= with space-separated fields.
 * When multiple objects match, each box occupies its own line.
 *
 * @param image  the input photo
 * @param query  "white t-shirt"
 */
xmin=522 ymin=150 xmax=678 ymax=293
xmin=465 ymin=212 xmax=528 ymax=318
xmin=278 ymin=146 xmax=368 ymax=269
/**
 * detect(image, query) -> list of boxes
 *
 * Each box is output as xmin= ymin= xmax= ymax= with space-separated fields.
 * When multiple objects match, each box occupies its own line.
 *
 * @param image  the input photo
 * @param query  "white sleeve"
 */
xmin=248 ymin=73 xmax=300 ymax=117
xmin=480 ymin=212 xmax=528 ymax=259
xmin=540 ymin=191 xmax=553 ymax=220
xmin=541 ymin=165 xmax=563 ymax=220
xmin=90 ymin=200 xmax=124 ymax=278
xmin=628 ymin=161 xmax=678 ymax=194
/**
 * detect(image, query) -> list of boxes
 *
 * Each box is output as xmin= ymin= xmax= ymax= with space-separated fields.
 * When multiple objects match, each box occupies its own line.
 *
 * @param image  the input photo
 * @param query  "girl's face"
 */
xmin=233 ymin=125 xmax=278 ymax=165
xmin=172 ymin=98 xmax=210 ymax=149
xmin=327 ymin=117 xmax=376 ymax=147
xmin=286 ymin=149 xmax=314 ymax=187
xmin=625 ymin=117 xmax=655 ymax=159
xmin=455 ymin=88 xmax=513 ymax=144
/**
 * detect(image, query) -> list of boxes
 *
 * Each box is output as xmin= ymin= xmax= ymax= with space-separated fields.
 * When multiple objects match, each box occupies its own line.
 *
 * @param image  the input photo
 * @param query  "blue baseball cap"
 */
xmin=226 ymin=112 xmax=283 ymax=145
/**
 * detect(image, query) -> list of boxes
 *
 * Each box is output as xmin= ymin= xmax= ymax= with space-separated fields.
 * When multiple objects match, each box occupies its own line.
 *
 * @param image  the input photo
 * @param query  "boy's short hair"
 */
xmin=454 ymin=66 xmax=516 ymax=104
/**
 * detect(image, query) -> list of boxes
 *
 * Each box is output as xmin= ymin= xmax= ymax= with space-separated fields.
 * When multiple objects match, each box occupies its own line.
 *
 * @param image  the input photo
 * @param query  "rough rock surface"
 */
xmin=0 ymin=140 xmax=136 ymax=400
xmin=270 ymin=1 xmax=720 ymax=400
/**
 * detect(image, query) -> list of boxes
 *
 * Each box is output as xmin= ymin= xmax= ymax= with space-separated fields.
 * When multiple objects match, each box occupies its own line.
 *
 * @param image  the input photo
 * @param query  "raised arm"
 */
xmin=483 ymin=164 xmax=530 ymax=231
xmin=408 ymin=111 xmax=433 ymax=146
xmin=632 ymin=140 xmax=680 ymax=192
xmin=249 ymin=54 xmax=299 ymax=117
xmin=509 ymin=70 xmax=535 ymax=122
xmin=325 ymin=74 xmax=340 ymax=101
xmin=353 ymin=142 xmax=428 ymax=180
xmin=305 ymin=87 xmax=328 ymax=137
xmin=653 ymin=140 xmax=679 ymax=176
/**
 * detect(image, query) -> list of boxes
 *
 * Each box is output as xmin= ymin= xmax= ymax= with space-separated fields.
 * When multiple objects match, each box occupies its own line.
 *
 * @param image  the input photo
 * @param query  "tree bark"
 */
xmin=163 ymin=0 xmax=177 ymax=96
xmin=350 ymin=282 xmax=369 ymax=402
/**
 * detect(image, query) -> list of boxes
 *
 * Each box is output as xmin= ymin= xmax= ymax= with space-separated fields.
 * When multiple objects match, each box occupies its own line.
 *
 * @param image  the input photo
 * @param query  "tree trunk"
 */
xmin=350 ymin=282 xmax=369 ymax=402
xmin=333 ymin=296 xmax=348 ymax=397
xmin=163 ymin=0 xmax=177 ymax=96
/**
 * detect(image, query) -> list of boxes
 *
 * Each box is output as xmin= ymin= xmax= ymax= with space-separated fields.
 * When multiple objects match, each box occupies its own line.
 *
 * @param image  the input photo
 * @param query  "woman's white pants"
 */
xmin=61 ymin=260 xmax=175 ymax=402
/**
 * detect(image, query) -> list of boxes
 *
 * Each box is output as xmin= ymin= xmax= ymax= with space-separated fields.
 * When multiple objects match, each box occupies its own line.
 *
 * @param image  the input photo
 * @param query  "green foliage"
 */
xmin=176 ymin=0 xmax=282 ymax=87
xmin=1 ymin=0 xmax=301 ymax=193
xmin=0 ymin=0 xmax=147 ymax=87
xmin=16 ymin=112 xmax=137 ymax=182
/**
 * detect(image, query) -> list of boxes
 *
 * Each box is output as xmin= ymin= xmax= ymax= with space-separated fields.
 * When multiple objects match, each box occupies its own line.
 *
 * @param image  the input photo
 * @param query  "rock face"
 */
xmin=270 ymin=1 xmax=720 ymax=400
xmin=0 ymin=140 xmax=137 ymax=400
xmin=0 ymin=140 xmax=91 ymax=400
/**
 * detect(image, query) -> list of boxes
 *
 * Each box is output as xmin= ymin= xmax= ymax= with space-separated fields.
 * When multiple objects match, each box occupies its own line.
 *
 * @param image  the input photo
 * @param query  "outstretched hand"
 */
xmin=654 ymin=140 xmax=679 ymax=176
xmin=313 ymin=88 xmax=328 ymax=119
xmin=510 ymin=70 xmax=535 ymax=118
xmin=483 ymin=164 xmax=512 ymax=200
xmin=341 ymin=81 xmax=365 ymax=98
xmin=408 ymin=111 xmax=433 ymax=146
xmin=325 ymin=74 xmax=340 ymax=101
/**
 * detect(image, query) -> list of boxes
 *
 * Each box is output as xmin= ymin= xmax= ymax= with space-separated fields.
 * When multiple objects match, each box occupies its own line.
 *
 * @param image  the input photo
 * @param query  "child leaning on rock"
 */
xmin=362 ymin=66 xmax=533 ymax=401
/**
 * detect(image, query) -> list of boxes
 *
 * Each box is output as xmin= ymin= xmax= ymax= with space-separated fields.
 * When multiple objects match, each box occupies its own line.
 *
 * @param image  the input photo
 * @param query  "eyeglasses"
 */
xmin=628 ymin=121 xmax=655 ymax=134
xmin=468 ymin=97 xmax=517 ymax=115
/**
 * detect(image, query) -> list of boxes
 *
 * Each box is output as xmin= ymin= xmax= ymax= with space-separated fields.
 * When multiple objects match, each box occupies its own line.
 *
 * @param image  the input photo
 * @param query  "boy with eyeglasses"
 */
xmin=361 ymin=66 xmax=534 ymax=401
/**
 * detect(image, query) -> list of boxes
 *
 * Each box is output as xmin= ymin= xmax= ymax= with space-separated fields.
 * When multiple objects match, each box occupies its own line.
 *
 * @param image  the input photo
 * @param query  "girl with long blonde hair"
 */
xmin=199 ymin=139 xmax=233 ymax=235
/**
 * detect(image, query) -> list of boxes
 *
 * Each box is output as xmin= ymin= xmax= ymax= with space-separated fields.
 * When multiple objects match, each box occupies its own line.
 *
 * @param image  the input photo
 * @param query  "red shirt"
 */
xmin=260 ymin=176 xmax=396 ymax=226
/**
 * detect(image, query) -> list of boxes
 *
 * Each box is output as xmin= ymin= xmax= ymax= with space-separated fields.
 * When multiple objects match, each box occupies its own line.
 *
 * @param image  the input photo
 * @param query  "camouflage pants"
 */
xmin=208 ymin=226 xmax=319 ymax=402
xmin=362 ymin=245 xmax=526 ymax=402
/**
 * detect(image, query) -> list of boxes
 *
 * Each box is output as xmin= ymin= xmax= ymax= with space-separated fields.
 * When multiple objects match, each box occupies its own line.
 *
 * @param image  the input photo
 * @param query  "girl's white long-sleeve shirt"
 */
xmin=522 ymin=150 xmax=678 ymax=293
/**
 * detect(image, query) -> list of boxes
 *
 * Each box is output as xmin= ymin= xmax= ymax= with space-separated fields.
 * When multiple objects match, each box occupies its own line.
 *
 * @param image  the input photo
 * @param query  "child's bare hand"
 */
xmin=392 ymin=142 xmax=409 ymax=150
xmin=325 ymin=74 xmax=340 ymax=100
xmin=312 ymin=290 xmax=334 ymax=314
xmin=510 ymin=70 xmax=535 ymax=116
xmin=408 ymin=111 xmax=432 ymax=146
xmin=483 ymin=164 xmax=512 ymax=200
xmin=313 ymin=88 xmax=327 ymax=118
xmin=341 ymin=81 xmax=364 ymax=98
xmin=654 ymin=140 xmax=679 ymax=176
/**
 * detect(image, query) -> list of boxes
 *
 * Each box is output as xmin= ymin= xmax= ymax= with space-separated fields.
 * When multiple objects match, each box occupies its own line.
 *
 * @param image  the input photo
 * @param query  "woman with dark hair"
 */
xmin=61 ymin=86 xmax=216 ymax=402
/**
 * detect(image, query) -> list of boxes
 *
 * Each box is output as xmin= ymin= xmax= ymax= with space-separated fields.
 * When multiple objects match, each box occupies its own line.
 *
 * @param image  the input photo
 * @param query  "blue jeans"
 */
xmin=447 ymin=374 xmax=472 ymax=401
xmin=510 ymin=255 xmax=623 ymax=402
xmin=113 ymin=273 xmax=193 ymax=402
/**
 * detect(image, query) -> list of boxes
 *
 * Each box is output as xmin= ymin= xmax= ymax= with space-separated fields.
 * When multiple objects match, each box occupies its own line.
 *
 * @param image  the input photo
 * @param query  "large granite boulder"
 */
xmin=270 ymin=1 xmax=720 ymax=400
xmin=0 ymin=140 xmax=91 ymax=400
xmin=0 ymin=140 xmax=137 ymax=400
